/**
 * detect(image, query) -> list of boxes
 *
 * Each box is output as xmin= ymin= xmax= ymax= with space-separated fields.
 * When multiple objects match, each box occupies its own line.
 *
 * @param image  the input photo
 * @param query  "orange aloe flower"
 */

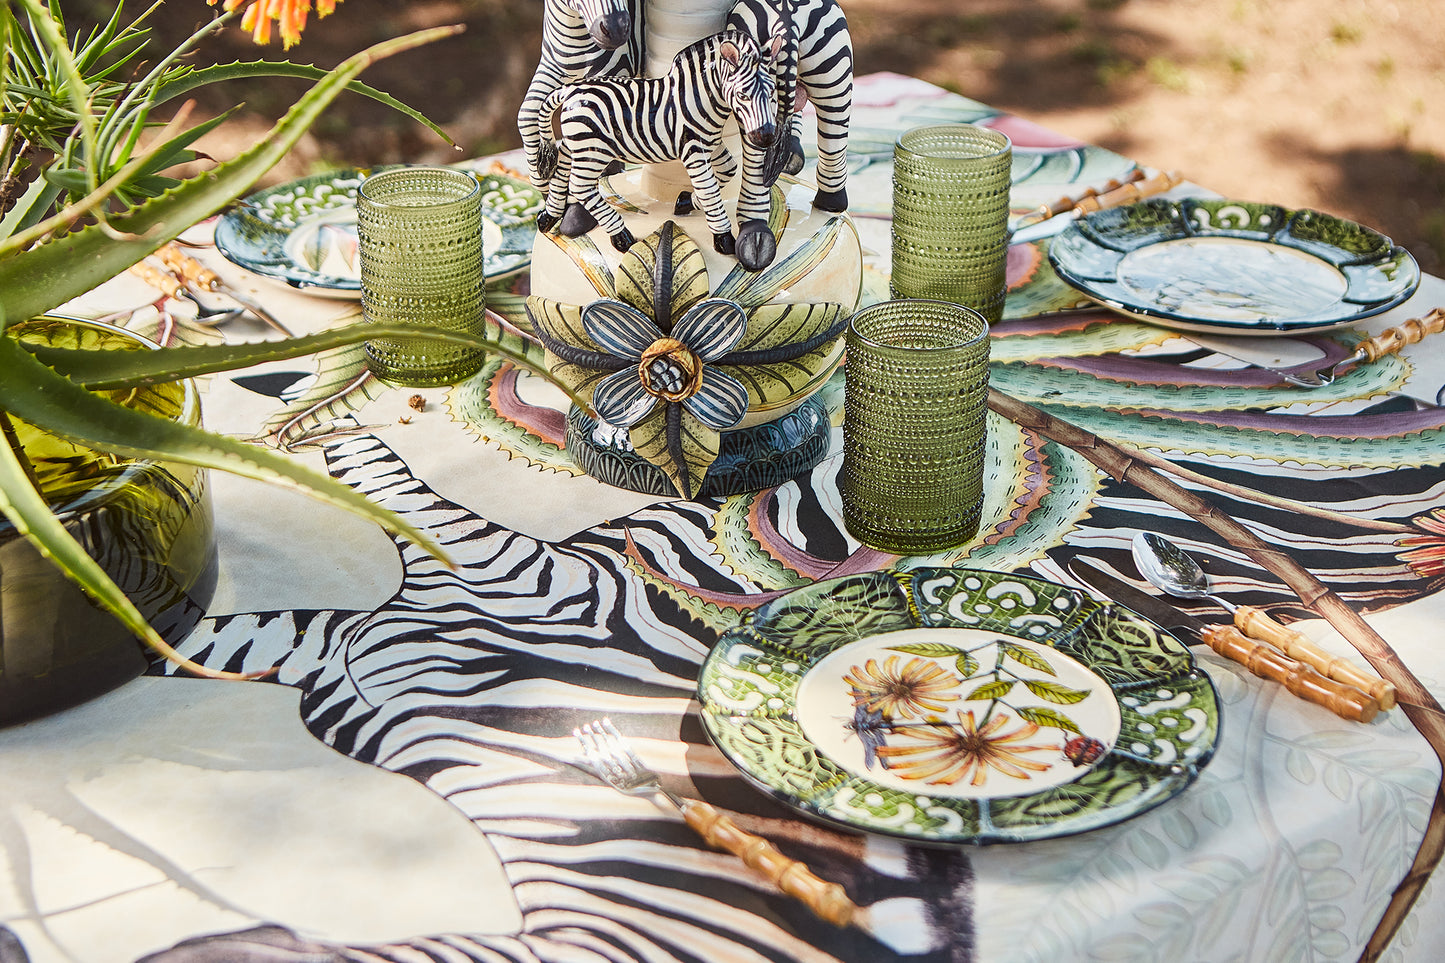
xmin=876 ymin=710 xmax=1059 ymax=787
xmin=843 ymin=655 xmax=961 ymax=719
xmin=210 ymin=0 xmax=342 ymax=49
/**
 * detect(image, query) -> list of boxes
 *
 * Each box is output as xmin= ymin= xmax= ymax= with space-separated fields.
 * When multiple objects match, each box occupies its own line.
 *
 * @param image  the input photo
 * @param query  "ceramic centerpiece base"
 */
xmin=1 ymin=318 xmax=216 ymax=728
xmin=526 ymin=165 xmax=862 ymax=500
xmin=566 ymin=394 xmax=830 ymax=497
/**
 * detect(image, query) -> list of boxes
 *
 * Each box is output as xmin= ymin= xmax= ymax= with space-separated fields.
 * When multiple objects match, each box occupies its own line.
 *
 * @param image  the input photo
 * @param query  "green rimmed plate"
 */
xmin=1047 ymin=197 xmax=1419 ymax=335
xmin=215 ymin=164 xmax=543 ymax=299
xmin=697 ymin=568 xmax=1221 ymax=845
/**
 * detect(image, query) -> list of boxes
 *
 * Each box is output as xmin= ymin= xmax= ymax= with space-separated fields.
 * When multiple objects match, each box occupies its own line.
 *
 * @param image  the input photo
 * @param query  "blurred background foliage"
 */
xmin=61 ymin=0 xmax=1445 ymax=274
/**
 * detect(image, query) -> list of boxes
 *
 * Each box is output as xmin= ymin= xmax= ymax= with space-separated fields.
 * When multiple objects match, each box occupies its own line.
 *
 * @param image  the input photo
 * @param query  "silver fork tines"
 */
xmin=575 ymin=718 xmax=668 ymax=801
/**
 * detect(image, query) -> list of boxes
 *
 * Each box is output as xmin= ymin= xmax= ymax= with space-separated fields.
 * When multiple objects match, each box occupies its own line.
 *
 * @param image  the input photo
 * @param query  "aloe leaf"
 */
xmin=0 ymin=25 xmax=461 ymax=325
xmin=26 ymin=319 xmax=592 ymax=413
xmin=0 ymin=335 xmax=451 ymax=563
xmin=0 ymin=410 xmax=173 ymax=661
xmin=0 ymin=172 xmax=60 ymax=239
xmin=152 ymin=60 xmax=458 ymax=149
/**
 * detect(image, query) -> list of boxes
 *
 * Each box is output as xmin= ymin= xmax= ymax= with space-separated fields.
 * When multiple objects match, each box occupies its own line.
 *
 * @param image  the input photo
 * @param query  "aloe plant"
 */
xmin=0 ymin=0 xmax=583 ymax=679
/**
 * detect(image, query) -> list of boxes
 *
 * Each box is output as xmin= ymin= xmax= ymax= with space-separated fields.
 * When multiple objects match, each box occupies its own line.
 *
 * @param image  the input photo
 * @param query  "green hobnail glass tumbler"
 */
xmin=890 ymin=124 xmax=1013 ymax=324
xmin=358 ymin=166 xmax=487 ymax=387
xmin=840 ymin=299 xmax=991 ymax=555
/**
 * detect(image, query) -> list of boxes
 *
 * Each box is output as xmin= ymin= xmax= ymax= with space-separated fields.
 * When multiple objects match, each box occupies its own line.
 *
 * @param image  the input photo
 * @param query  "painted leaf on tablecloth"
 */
xmin=613 ymin=221 xmax=709 ymax=328
xmin=253 ymin=341 xmax=388 ymax=451
xmin=628 ymin=403 xmax=719 ymax=500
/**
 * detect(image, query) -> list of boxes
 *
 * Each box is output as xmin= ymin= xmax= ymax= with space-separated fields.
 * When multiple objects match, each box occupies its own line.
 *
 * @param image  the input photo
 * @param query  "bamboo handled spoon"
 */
xmin=1132 ymin=532 xmax=1396 ymax=710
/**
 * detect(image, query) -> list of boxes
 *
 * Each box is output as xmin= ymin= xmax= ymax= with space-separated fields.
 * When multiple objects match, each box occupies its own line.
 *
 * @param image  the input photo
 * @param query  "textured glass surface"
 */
xmin=890 ymin=124 xmax=1012 ymax=324
xmin=358 ymin=167 xmax=487 ymax=387
xmin=840 ymin=299 xmax=990 ymax=554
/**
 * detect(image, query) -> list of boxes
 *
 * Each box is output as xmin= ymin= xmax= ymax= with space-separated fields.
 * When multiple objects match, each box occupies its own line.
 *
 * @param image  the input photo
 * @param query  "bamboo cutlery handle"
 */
xmin=1233 ymin=605 xmax=1396 ymax=709
xmin=679 ymin=797 xmax=857 ymax=928
xmin=1357 ymin=307 xmax=1445 ymax=363
xmin=1199 ymin=623 xmax=1379 ymax=723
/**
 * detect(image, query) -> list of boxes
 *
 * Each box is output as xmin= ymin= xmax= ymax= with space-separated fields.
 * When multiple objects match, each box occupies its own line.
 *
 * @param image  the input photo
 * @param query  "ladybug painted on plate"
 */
xmin=1063 ymin=735 xmax=1107 ymax=767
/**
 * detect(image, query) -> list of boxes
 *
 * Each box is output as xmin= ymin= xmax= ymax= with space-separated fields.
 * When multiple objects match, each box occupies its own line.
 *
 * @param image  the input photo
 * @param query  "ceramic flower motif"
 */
xmin=584 ymin=298 xmax=750 ymax=431
xmin=525 ymin=221 xmax=849 ymax=498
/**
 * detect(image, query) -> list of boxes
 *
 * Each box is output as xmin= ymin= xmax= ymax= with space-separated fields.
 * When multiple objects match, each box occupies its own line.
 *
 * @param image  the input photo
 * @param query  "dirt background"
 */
xmin=98 ymin=0 xmax=1445 ymax=274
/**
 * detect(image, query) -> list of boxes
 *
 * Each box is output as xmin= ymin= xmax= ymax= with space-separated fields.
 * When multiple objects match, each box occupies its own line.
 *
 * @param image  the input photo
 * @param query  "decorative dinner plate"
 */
xmin=697 ymin=568 xmax=1221 ymax=845
xmin=215 ymin=165 xmax=544 ymax=298
xmin=1047 ymin=197 xmax=1419 ymax=335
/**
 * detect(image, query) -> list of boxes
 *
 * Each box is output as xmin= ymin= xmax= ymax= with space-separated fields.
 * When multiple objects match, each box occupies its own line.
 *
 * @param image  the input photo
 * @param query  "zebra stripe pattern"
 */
xmin=155 ymin=431 xmax=962 ymax=961
xmin=538 ymin=30 xmax=779 ymax=254
xmin=144 ymin=409 xmax=1445 ymax=961
xmin=727 ymin=0 xmax=853 ymax=224
xmin=517 ymin=0 xmax=644 ymax=191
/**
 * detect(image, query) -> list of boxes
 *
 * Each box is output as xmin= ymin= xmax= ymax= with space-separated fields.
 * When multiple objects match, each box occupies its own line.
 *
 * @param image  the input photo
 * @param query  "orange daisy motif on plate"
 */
xmin=843 ymin=655 xmax=960 ymax=719
xmin=876 ymin=709 xmax=1060 ymax=787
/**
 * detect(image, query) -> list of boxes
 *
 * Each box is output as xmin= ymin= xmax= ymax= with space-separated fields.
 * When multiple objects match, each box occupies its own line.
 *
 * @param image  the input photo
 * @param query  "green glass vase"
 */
xmin=1 ymin=318 xmax=216 ymax=727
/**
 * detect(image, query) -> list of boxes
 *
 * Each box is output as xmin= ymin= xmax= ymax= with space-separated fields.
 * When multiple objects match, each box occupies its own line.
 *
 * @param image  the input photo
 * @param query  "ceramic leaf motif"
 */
xmin=699 ymin=568 xmax=1221 ymax=844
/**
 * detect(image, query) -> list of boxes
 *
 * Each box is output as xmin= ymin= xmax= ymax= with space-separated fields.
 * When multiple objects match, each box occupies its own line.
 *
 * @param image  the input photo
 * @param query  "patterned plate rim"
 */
xmin=214 ymin=163 xmax=543 ymax=296
xmin=1047 ymin=197 xmax=1420 ymax=336
xmin=697 ymin=567 xmax=1223 ymax=846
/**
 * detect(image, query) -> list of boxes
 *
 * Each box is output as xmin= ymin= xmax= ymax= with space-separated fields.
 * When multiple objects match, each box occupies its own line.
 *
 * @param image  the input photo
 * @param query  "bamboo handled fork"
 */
xmin=574 ymin=719 xmax=858 ymax=928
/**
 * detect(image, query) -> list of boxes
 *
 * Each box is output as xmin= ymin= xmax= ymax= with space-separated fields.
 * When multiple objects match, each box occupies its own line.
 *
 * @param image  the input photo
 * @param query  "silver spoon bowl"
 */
xmin=1131 ymin=531 xmax=1239 ymax=614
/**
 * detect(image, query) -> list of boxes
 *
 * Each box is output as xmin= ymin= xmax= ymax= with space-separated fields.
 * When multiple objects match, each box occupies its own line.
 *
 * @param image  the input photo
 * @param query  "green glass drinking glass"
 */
xmin=358 ymin=166 xmax=487 ymax=387
xmin=840 ymin=299 xmax=991 ymax=555
xmin=890 ymin=124 xmax=1013 ymax=324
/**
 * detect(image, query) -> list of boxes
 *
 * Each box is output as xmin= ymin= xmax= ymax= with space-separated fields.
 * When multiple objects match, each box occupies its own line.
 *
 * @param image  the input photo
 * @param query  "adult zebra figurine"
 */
xmin=517 ymin=0 xmax=644 ymax=191
xmin=534 ymin=29 xmax=781 ymax=256
xmin=727 ymin=0 xmax=853 ymax=271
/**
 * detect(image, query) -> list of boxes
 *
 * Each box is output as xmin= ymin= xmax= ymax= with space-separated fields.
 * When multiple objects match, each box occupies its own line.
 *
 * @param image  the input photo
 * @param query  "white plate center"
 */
xmin=796 ymin=627 xmax=1122 ymax=800
xmin=1116 ymin=236 xmax=1347 ymax=323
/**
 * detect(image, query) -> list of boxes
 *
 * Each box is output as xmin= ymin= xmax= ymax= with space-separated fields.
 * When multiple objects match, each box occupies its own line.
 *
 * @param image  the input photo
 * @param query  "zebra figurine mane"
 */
xmin=534 ymin=29 xmax=781 ymax=257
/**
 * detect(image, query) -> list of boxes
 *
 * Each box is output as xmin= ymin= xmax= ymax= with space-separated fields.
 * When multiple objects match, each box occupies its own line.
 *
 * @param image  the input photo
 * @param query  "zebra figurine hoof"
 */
xmin=609 ymin=228 xmax=638 ymax=252
xmin=673 ymin=191 xmax=695 ymax=216
xmin=713 ymin=231 xmax=737 ymax=256
xmin=535 ymin=211 xmax=560 ymax=233
xmin=812 ymin=187 xmax=848 ymax=213
xmin=735 ymin=219 xmax=776 ymax=271
xmin=559 ymin=202 xmax=599 ymax=237
xmin=784 ymin=134 xmax=805 ymax=176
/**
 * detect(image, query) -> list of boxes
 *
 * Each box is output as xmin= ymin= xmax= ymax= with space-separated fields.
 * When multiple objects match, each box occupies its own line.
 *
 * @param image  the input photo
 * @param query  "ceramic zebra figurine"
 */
xmin=727 ymin=0 xmax=853 ymax=270
xmin=518 ymin=0 xmax=644 ymax=191
xmin=535 ymin=30 xmax=780 ymax=256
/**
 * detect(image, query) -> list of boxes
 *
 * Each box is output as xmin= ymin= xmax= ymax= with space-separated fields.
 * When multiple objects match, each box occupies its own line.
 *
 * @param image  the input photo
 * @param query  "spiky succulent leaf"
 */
xmin=0 ymin=25 xmax=461 ymax=324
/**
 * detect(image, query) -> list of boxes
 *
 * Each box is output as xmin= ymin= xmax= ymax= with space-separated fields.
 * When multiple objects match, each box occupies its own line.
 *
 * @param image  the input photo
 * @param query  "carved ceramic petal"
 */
xmin=683 ymin=368 xmax=749 ymax=430
xmin=590 ymin=367 xmax=658 ymax=428
xmin=582 ymin=299 xmax=663 ymax=361
xmin=672 ymin=299 xmax=748 ymax=361
xmin=614 ymin=221 xmax=711 ymax=320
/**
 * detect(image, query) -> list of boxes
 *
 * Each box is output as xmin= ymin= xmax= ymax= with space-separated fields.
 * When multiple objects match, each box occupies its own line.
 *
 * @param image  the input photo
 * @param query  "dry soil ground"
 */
xmin=125 ymin=0 xmax=1445 ymax=274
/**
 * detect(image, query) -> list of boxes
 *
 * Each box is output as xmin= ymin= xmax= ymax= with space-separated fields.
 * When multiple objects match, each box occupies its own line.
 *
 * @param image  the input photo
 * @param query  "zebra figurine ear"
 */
xmin=718 ymin=36 xmax=742 ymax=70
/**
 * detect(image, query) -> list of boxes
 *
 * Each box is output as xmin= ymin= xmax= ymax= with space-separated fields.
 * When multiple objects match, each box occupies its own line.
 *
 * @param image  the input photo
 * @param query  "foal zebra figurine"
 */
xmin=727 ymin=0 xmax=853 ymax=270
xmin=535 ymin=30 xmax=782 ymax=256
xmin=517 ymin=0 xmax=644 ymax=191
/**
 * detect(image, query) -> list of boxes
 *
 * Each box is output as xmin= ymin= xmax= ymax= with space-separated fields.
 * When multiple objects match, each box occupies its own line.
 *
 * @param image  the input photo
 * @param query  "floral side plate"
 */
xmin=1047 ymin=197 xmax=1419 ymax=335
xmin=697 ymin=568 xmax=1221 ymax=846
xmin=215 ymin=164 xmax=544 ymax=298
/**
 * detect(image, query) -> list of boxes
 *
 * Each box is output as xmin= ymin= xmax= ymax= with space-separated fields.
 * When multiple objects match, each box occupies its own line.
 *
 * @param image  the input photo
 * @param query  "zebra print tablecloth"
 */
xmin=4 ymin=74 xmax=1445 ymax=963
